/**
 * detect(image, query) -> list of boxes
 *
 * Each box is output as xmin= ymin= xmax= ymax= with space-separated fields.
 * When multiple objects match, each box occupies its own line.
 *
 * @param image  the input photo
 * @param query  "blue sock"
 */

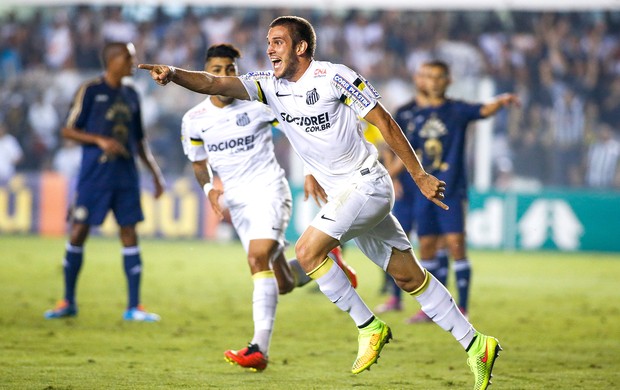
xmin=123 ymin=246 xmax=142 ymax=309
xmin=63 ymin=243 xmax=83 ymax=304
xmin=420 ymin=258 xmax=440 ymax=280
xmin=435 ymin=249 xmax=450 ymax=286
xmin=453 ymin=259 xmax=471 ymax=311
xmin=387 ymin=275 xmax=401 ymax=300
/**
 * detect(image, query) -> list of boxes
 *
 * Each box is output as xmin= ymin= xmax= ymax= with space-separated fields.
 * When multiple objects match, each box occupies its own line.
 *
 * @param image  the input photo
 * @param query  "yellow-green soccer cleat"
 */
xmin=467 ymin=332 xmax=502 ymax=390
xmin=351 ymin=317 xmax=392 ymax=374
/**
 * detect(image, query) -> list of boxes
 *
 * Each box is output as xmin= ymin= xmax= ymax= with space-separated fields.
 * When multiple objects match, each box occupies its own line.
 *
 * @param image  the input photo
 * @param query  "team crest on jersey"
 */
xmin=419 ymin=113 xmax=448 ymax=139
xmin=306 ymin=88 xmax=320 ymax=105
xmin=236 ymin=112 xmax=251 ymax=126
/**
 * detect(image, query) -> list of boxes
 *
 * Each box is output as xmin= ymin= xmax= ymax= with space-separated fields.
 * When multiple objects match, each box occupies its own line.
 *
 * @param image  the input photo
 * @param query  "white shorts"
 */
xmin=310 ymin=168 xmax=412 ymax=271
xmin=227 ymin=185 xmax=292 ymax=253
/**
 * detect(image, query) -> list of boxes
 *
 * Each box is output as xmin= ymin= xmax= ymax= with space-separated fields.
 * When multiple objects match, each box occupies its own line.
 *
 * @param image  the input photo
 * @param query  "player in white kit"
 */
xmin=142 ymin=17 xmax=501 ymax=390
xmin=181 ymin=44 xmax=356 ymax=372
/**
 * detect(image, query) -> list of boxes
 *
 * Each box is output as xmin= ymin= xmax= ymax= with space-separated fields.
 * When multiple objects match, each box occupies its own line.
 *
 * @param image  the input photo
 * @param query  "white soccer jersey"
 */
xmin=181 ymin=98 xmax=288 ymax=205
xmin=239 ymin=60 xmax=382 ymax=194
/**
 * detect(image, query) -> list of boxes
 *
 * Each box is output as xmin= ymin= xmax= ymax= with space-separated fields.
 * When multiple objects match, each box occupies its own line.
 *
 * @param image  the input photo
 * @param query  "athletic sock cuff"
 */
xmin=252 ymin=270 xmax=275 ymax=279
xmin=407 ymin=269 xmax=430 ymax=296
xmin=65 ymin=243 xmax=83 ymax=253
xmin=307 ymin=257 xmax=334 ymax=279
xmin=122 ymin=246 xmax=140 ymax=256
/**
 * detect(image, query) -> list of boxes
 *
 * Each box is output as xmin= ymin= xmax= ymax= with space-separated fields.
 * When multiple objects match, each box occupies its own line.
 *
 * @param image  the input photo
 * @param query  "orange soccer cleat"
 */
xmin=224 ymin=343 xmax=268 ymax=372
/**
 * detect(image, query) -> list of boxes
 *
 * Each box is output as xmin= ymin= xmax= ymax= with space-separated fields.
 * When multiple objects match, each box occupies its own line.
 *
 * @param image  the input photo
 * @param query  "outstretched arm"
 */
xmin=138 ymin=64 xmax=250 ymax=100
xmin=365 ymin=103 xmax=448 ymax=210
xmin=480 ymin=93 xmax=520 ymax=118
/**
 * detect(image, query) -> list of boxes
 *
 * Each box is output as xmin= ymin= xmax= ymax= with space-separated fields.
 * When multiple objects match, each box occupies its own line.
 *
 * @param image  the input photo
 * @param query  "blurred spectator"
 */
xmin=73 ymin=24 xmax=102 ymax=70
xmin=600 ymin=78 xmax=620 ymax=127
xmin=0 ymin=31 xmax=22 ymax=81
xmin=549 ymin=83 xmax=586 ymax=187
xmin=200 ymin=7 xmax=235 ymax=45
xmin=343 ymin=10 xmax=384 ymax=75
xmin=52 ymin=138 xmax=81 ymax=181
xmin=0 ymin=118 xmax=23 ymax=183
xmin=27 ymin=90 xmax=60 ymax=162
xmin=101 ymin=7 xmax=138 ymax=43
xmin=45 ymin=11 xmax=73 ymax=70
xmin=584 ymin=122 xmax=620 ymax=189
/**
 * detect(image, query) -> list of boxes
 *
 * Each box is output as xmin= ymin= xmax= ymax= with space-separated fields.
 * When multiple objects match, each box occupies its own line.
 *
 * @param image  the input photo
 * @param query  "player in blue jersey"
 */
xmin=44 ymin=42 xmax=165 ymax=322
xmin=392 ymin=60 xmax=519 ymax=323
xmin=376 ymin=67 xmax=451 ymax=316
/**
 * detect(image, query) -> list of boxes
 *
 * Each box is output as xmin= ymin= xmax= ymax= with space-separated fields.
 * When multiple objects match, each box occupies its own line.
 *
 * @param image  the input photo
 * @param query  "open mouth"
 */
xmin=271 ymin=59 xmax=282 ymax=70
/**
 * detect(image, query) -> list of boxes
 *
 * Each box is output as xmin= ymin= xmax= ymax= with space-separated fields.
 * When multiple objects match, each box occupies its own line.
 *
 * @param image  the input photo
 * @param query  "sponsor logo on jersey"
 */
xmin=241 ymin=71 xmax=272 ymax=79
xmin=236 ymin=112 xmax=250 ymax=127
xmin=95 ymin=94 xmax=109 ymax=102
xmin=280 ymin=112 xmax=331 ymax=133
xmin=306 ymin=88 xmax=320 ymax=105
xmin=314 ymin=68 xmax=327 ymax=77
xmin=332 ymin=74 xmax=371 ymax=108
xmin=207 ymin=134 xmax=256 ymax=153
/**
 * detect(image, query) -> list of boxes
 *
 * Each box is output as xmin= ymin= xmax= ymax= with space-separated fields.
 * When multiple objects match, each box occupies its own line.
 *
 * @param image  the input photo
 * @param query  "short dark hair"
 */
xmin=205 ymin=44 xmax=241 ymax=63
xmin=101 ymin=41 xmax=130 ymax=68
xmin=423 ymin=60 xmax=450 ymax=76
xmin=270 ymin=16 xmax=316 ymax=58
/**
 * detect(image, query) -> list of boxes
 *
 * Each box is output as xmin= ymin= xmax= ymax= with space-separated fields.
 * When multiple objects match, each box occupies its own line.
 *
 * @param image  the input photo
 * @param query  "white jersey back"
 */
xmin=239 ymin=60 xmax=381 ymax=194
xmin=181 ymin=98 xmax=287 ymax=204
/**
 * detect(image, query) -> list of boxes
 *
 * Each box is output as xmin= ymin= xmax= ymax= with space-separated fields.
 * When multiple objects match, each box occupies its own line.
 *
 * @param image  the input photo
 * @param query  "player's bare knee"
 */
xmin=247 ymin=253 xmax=271 ymax=273
xmin=388 ymin=256 xmax=427 ymax=292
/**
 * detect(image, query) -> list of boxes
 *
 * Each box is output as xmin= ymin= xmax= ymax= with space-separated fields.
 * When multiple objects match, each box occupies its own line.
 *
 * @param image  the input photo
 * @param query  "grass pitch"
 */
xmin=0 ymin=236 xmax=619 ymax=389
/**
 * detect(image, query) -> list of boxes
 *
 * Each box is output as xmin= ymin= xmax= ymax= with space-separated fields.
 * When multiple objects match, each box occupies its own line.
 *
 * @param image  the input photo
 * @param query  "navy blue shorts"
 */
xmin=392 ymin=194 xmax=416 ymax=233
xmin=71 ymin=186 xmax=144 ymax=226
xmin=415 ymin=195 xmax=466 ymax=236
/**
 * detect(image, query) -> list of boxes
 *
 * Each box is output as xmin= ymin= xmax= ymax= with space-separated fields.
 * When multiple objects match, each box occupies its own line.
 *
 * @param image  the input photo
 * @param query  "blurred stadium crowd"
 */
xmin=1 ymin=6 xmax=619 ymax=190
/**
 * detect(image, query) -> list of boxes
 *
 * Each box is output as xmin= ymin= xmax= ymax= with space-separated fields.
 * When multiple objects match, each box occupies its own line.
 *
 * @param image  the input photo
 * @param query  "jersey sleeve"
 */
xmin=180 ymin=114 xmax=208 ymax=162
xmin=65 ymin=83 xmax=92 ymax=130
xmin=258 ymin=102 xmax=278 ymax=125
xmin=239 ymin=71 xmax=274 ymax=104
xmin=329 ymin=64 xmax=380 ymax=118
xmin=461 ymin=101 xmax=485 ymax=122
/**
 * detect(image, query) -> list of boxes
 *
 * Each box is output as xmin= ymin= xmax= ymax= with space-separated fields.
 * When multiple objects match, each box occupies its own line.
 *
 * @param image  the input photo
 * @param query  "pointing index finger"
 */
xmin=432 ymin=198 xmax=449 ymax=211
xmin=137 ymin=64 xmax=153 ymax=70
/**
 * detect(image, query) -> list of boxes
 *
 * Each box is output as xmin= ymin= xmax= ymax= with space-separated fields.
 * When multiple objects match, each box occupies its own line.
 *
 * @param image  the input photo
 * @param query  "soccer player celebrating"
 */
xmin=393 ymin=60 xmax=519 ymax=323
xmin=44 ymin=42 xmax=165 ymax=322
xmin=141 ymin=16 xmax=501 ymax=389
xmin=181 ymin=43 xmax=356 ymax=371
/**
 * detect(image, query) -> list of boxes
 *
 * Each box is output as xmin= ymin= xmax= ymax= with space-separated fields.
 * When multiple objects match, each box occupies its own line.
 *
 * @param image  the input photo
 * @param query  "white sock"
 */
xmin=412 ymin=273 xmax=475 ymax=349
xmin=310 ymin=258 xmax=373 ymax=327
xmin=289 ymin=259 xmax=312 ymax=287
xmin=250 ymin=271 xmax=278 ymax=355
